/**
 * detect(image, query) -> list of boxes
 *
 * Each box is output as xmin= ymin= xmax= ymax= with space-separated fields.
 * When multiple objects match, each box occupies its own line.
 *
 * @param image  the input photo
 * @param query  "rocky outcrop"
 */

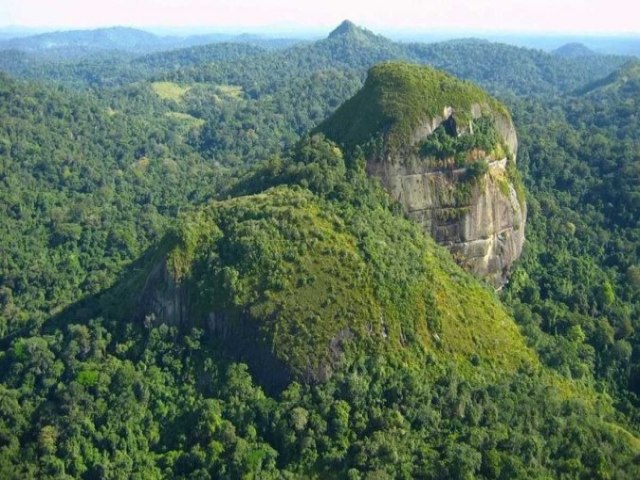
xmin=369 ymin=156 xmax=524 ymax=286
xmin=316 ymin=63 xmax=526 ymax=286
xmin=139 ymin=260 xmax=189 ymax=327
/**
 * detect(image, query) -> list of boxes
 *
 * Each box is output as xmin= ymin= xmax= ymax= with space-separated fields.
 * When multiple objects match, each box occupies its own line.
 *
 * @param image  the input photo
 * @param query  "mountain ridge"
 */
xmin=0 ymin=25 xmax=302 ymax=58
xmin=0 ymin=26 xmax=161 ymax=52
xmin=576 ymin=58 xmax=640 ymax=94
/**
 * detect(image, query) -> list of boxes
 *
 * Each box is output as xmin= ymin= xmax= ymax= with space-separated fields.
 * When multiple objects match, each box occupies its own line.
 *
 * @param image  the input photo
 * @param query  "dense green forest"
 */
xmin=504 ymin=59 xmax=640 ymax=418
xmin=2 ymin=21 xmax=640 ymax=478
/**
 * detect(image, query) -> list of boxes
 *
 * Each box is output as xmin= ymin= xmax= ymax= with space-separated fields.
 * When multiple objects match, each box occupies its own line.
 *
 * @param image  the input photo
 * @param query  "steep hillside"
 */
xmin=577 ymin=58 xmax=640 ymax=95
xmin=131 ymin=146 xmax=534 ymax=386
xmin=317 ymin=63 xmax=525 ymax=286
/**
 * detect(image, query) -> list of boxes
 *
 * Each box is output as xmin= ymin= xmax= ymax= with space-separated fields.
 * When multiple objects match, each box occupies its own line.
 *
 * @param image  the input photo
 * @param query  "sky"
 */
xmin=0 ymin=0 xmax=639 ymax=35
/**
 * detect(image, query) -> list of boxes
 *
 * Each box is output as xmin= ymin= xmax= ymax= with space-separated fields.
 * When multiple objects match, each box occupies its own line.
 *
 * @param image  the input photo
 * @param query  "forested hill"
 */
xmin=0 ymin=27 xmax=161 ymax=53
xmin=577 ymin=58 xmax=640 ymax=95
xmin=504 ymin=58 xmax=640 ymax=416
xmin=0 ymin=21 xmax=628 ymax=96
xmin=2 ymin=20 xmax=640 ymax=479
xmin=553 ymin=42 xmax=597 ymax=58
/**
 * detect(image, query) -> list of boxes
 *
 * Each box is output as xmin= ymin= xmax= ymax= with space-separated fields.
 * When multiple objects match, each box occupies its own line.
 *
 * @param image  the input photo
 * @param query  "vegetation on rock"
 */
xmin=316 ymin=62 xmax=509 ymax=152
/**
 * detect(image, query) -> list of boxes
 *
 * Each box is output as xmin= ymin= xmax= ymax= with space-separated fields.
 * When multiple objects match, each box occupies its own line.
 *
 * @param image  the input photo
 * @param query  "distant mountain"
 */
xmin=0 ymin=26 xmax=304 ymax=60
xmin=553 ymin=42 xmax=596 ymax=58
xmin=405 ymin=38 xmax=627 ymax=96
xmin=0 ymin=26 xmax=163 ymax=53
xmin=328 ymin=20 xmax=381 ymax=41
xmin=0 ymin=26 xmax=52 ymax=41
xmin=289 ymin=19 xmax=404 ymax=70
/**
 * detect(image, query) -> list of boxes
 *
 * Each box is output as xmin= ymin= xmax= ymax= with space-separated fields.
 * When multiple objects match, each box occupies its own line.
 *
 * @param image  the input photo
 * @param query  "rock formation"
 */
xmin=317 ymin=62 xmax=526 ymax=286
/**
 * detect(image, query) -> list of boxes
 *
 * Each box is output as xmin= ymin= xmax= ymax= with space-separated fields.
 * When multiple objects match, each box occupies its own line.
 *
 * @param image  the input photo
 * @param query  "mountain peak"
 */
xmin=316 ymin=61 xmax=509 ymax=150
xmin=553 ymin=42 xmax=596 ymax=58
xmin=316 ymin=61 xmax=523 ymax=288
xmin=328 ymin=20 xmax=365 ymax=38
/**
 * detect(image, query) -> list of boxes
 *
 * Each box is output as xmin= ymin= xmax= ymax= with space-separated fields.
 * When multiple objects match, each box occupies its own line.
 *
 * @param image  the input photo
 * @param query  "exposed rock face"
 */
xmin=140 ymin=260 xmax=189 ymax=327
xmin=316 ymin=62 xmax=526 ymax=287
xmin=367 ymin=106 xmax=525 ymax=287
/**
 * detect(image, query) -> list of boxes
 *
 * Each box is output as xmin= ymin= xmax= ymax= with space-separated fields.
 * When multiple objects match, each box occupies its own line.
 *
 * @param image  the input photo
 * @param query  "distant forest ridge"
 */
xmin=0 ymin=23 xmax=639 ymax=56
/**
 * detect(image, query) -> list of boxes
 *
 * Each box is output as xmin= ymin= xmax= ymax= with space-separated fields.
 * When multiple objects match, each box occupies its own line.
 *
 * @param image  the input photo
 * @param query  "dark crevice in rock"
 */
xmin=443 ymin=115 xmax=458 ymax=137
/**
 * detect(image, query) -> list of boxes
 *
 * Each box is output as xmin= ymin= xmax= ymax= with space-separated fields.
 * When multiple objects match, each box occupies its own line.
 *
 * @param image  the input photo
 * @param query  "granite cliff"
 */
xmin=316 ymin=62 xmax=526 ymax=286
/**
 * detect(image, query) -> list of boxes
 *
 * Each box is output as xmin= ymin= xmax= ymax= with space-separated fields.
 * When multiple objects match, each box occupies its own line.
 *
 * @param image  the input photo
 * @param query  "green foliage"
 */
xmin=465 ymin=159 xmax=489 ymax=181
xmin=0 ymin=73 xmax=228 ymax=336
xmin=151 ymin=81 xmax=191 ymax=101
xmin=0 ymin=320 xmax=637 ymax=479
xmin=163 ymin=146 xmax=535 ymax=381
xmin=503 ymin=60 xmax=640 ymax=423
xmin=419 ymin=115 xmax=503 ymax=168
xmin=316 ymin=62 xmax=509 ymax=152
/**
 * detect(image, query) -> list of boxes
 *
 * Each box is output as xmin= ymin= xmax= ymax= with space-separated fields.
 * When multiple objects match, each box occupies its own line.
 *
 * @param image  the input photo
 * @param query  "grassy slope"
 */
xmin=150 ymin=81 xmax=191 ymax=101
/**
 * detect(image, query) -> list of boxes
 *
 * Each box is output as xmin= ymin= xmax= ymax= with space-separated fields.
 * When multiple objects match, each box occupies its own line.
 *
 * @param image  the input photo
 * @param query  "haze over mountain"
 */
xmin=2 ymin=19 xmax=639 ymax=58
xmin=0 ymin=26 xmax=302 ymax=59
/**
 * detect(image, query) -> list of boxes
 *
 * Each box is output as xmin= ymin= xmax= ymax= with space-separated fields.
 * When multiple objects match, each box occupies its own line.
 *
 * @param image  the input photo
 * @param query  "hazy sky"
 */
xmin=0 ymin=0 xmax=638 ymax=35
